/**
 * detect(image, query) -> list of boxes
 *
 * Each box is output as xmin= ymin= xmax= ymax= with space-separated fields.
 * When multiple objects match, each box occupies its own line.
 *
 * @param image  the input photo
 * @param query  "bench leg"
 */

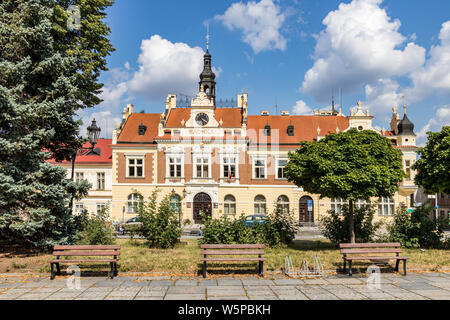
xmin=110 ymin=262 xmax=114 ymax=279
xmin=50 ymin=263 xmax=54 ymax=280
xmin=395 ymin=259 xmax=400 ymax=272
xmin=202 ymin=261 xmax=207 ymax=279
xmin=56 ymin=263 xmax=61 ymax=276
xmin=343 ymin=259 xmax=346 ymax=273
xmin=403 ymin=260 xmax=407 ymax=276
xmin=114 ymin=262 xmax=118 ymax=276
xmin=348 ymin=260 xmax=353 ymax=277
xmin=259 ymin=261 xmax=264 ymax=277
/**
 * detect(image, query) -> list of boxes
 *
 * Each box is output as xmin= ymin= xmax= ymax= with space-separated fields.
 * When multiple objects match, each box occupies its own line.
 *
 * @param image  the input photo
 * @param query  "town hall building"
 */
xmin=105 ymin=46 xmax=419 ymax=227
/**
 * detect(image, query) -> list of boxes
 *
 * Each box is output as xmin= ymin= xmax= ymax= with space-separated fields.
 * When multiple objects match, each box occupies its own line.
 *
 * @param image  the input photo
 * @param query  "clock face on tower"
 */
xmin=195 ymin=113 xmax=209 ymax=126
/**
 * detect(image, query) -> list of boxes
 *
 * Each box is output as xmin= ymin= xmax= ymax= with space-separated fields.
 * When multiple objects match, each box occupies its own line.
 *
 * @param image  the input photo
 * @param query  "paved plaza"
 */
xmin=0 ymin=272 xmax=449 ymax=300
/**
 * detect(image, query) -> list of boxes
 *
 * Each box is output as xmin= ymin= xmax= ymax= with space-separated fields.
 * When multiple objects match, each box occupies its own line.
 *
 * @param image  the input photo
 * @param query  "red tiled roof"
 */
xmin=117 ymin=113 xmax=161 ymax=143
xmin=47 ymin=139 xmax=112 ymax=164
xmin=165 ymin=108 xmax=242 ymax=128
xmin=246 ymin=115 xmax=349 ymax=144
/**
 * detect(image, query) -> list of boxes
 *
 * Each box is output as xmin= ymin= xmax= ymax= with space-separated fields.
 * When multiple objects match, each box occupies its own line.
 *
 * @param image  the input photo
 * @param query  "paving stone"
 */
xmin=149 ymin=280 xmax=174 ymax=287
xmin=120 ymin=281 xmax=149 ymax=287
xmin=326 ymin=278 xmax=364 ymax=285
xmin=409 ymin=289 xmax=450 ymax=297
xmin=134 ymin=296 xmax=165 ymax=300
xmin=0 ymin=283 xmax=19 ymax=289
xmin=244 ymin=287 xmax=274 ymax=296
xmin=29 ymin=287 xmax=62 ymax=293
xmin=175 ymin=280 xmax=198 ymax=286
xmin=198 ymin=279 xmax=217 ymax=286
xmin=273 ymin=279 xmax=305 ymax=286
xmin=105 ymin=296 xmax=135 ymax=300
xmin=208 ymin=296 xmax=249 ymax=300
xmin=398 ymin=283 xmax=443 ymax=290
xmin=167 ymin=286 xmax=205 ymax=294
xmin=217 ymin=279 xmax=243 ymax=286
xmin=242 ymin=279 xmax=274 ymax=286
xmin=76 ymin=292 xmax=109 ymax=299
xmin=302 ymin=279 xmax=328 ymax=285
xmin=248 ymin=295 xmax=278 ymax=300
xmin=164 ymin=294 xmax=205 ymax=300
xmin=277 ymin=294 xmax=309 ymax=300
xmin=18 ymin=293 xmax=52 ymax=300
xmin=45 ymin=292 xmax=82 ymax=299
xmin=93 ymin=280 xmax=124 ymax=287
xmin=207 ymin=287 xmax=246 ymax=297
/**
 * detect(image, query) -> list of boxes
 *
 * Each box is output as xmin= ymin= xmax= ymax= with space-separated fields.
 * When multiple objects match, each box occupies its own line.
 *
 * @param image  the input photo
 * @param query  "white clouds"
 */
xmin=291 ymin=100 xmax=312 ymax=115
xmin=364 ymin=78 xmax=403 ymax=119
xmin=417 ymin=106 xmax=450 ymax=146
xmin=405 ymin=21 xmax=450 ymax=103
xmin=128 ymin=35 xmax=206 ymax=99
xmin=215 ymin=0 xmax=287 ymax=54
xmin=301 ymin=0 xmax=425 ymax=102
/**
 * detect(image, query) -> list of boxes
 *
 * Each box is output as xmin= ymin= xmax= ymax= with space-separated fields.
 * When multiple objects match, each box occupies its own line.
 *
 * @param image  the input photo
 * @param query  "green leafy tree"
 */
xmin=0 ymin=0 xmax=113 ymax=248
xmin=138 ymin=190 xmax=181 ymax=249
xmin=413 ymin=126 xmax=450 ymax=194
xmin=285 ymin=129 xmax=405 ymax=243
xmin=79 ymin=206 xmax=116 ymax=245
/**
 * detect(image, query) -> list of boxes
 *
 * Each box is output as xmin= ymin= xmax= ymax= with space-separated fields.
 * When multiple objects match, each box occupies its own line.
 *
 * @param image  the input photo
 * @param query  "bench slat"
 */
xmin=49 ymin=259 xmax=117 ymax=263
xmin=341 ymin=248 xmax=402 ymax=254
xmin=53 ymin=251 xmax=120 ymax=256
xmin=201 ymin=250 xmax=264 ymax=255
xmin=201 ymin=258 xmax=267 ymax=262
xmin=200 ymin=244 xmax=264 ymax=249
xmin=53 ymin=245 xmax=120 ymax=250
xmin=344 ymin=256 xmax=408 ymax=261
xmin=339 ymin=243 xmax=401 ymax=248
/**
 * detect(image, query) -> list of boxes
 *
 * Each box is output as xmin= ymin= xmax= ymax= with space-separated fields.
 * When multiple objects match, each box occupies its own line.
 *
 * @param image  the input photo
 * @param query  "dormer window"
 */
xmin=287 ymin=124 xmax=294 ymax=136
xmin=138 ymin=123 xmax=147 ymax=136
xmin=263 ymin=125 xmax=271 ymax=136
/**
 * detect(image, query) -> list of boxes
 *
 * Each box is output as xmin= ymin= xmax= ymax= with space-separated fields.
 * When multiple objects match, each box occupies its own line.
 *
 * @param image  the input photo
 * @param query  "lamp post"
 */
xmin=69 ymin=119 xmax=102 ymax=214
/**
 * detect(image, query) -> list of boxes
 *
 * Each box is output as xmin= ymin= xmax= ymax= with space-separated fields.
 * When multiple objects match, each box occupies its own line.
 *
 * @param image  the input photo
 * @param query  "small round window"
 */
xmin=358 ymin=126 xmax=363 ymax=131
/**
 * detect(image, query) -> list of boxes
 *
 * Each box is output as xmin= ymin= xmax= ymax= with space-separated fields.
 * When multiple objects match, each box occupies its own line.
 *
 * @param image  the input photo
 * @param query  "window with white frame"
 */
xmin=355 ymin=199 xmax=370 ymax=209
xmin=405 ymin=160 xmax=412 ymax=180
xmin=224 ymin=195 xmax=236 ymax=215
xmin=96 ymin=203 xmax=106 ymax=214
xmin=127 ymin=157 xmax=144 ymax=178
xmin=127 ymin=193 xmax=143 ymax=213
xmin=254 ymin=195 xmax=267 ymax=215
xmin=378 ymin=197 xmax=395 ymax=216
xmin=223 ymin=157 xmax=236 ymax=179
xmin=277 ymin=159 xmax=288 ymax=179
xmin=74 ymin=203 xmax=85 ymax=214
xmin=168 ymin=157 xmax=182 ymax=178
xmin=277 ymin=195 xmax=290 ymax=214
xmin=195 ymin=157 xmax=209 ymax=178
xmin=253 ymin=159 xmax=266 ymax=179
xmin=75 ymin=172 xmax=84 ymax=183
xmin=97 ymin=172 xmax=105 ymax=190
xmin=330 ymin=198 xmax=347 ymax=215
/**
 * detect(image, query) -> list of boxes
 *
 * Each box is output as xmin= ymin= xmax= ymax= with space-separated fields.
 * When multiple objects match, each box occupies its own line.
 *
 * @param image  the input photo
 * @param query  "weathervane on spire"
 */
xmin=402 ymin=95 xmax=406 ymax=115
xmin=206 ymin=23 xmax=210 ymax=51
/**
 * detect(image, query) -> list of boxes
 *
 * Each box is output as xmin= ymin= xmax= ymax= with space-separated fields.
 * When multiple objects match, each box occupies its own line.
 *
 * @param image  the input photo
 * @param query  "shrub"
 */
xmin=388 ymin=204 xmax=444 ymax=248
xmin=79 ymin=206 xmax=116 ymax=245
xmin=319 ymin=204 xmax=382 ymax=244
xmin=200 ymin=206 xmax=297 ymax=247
xmin=138 ymin=190 xmax=181 ymax=249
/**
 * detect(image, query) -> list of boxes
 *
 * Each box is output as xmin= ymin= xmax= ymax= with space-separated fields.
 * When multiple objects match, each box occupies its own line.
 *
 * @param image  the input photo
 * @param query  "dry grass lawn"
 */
xmin=0 ymin=239 xmax=448 ymax=277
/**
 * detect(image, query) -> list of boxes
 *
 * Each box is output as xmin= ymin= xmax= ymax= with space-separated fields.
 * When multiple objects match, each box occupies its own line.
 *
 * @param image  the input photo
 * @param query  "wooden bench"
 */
xmin=340 ymin=243 xmax=408 ymax=276
xmin=200 ymin=244 xmax=266 ymax=278
xmin=49 ymin=245 xmax=120 ymax=280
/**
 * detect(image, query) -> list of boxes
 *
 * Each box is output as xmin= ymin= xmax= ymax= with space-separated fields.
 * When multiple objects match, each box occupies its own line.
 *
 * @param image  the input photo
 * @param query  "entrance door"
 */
xmin=299 ymin=196 xmax=314 ymax=226
xmin=193 ymin=193 xmax=212 ymax=224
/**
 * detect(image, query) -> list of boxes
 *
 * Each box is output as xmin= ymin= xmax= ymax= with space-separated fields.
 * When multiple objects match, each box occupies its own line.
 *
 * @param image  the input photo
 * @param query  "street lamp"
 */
xmin=69 ymin=119 xmax=102 ymax=213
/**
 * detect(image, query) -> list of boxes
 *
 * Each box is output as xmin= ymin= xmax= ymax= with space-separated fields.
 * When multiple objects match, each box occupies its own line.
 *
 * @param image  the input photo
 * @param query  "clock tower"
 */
xmin=199 ymin=30 xmax=216 ymax=103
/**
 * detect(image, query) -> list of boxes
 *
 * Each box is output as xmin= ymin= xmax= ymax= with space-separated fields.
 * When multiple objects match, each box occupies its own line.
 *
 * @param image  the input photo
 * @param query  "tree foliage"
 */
xmin=413 ymin=126 xmax=450 ymax=195
xmin=138 ymin=190 xmax=181 ymax=249
xmin=285 ymin=129 xmax=405 ymax=242
xmin=0 ymin=0 xmax=113 ymax=248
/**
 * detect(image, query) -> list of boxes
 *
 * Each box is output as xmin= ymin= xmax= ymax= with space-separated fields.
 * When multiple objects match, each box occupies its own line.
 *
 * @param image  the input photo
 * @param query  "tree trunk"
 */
xmin=349 ymin=199 xmax=355 ymax=243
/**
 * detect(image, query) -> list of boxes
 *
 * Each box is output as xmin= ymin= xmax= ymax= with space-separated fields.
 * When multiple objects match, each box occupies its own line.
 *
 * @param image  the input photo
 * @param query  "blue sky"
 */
xmin=81 ymin=0 xmax=450 ymax=145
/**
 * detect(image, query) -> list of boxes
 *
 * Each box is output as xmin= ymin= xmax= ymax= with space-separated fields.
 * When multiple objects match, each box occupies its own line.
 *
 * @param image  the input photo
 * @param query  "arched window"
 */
xmin=254 ymin=195 xmax=267 ymax=215
xmin=378 ymin=197 xmax=395 ymax=216
xmin=170 ymin=194 xmax=181 ymax=214
xmin=224 ymin=195 xmax=236 ymax=215
xmin=277 ymin=195 xmax=290 ymax=214
xmin=127 ymin=193 xmax=143 ymax=213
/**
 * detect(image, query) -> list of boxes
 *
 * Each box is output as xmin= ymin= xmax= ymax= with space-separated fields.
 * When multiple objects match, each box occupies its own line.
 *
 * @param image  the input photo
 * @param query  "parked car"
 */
xmin=121 ymin=217 xmax=142 ymax=234
xmin=243 ymin=215 xmax=267 ymax=228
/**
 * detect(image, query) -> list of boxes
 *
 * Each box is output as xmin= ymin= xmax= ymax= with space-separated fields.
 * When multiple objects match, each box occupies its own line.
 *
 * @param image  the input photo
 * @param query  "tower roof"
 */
xmin=397 ymin=114 xmax=415 ymax=135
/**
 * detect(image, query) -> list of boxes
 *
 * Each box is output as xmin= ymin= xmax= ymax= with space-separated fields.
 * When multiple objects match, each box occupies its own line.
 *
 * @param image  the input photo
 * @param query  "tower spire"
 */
xmin=199 ymin=26 xmax=216 ymax=102
xmin=206 ymin=23 xmax=210 ymax=51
